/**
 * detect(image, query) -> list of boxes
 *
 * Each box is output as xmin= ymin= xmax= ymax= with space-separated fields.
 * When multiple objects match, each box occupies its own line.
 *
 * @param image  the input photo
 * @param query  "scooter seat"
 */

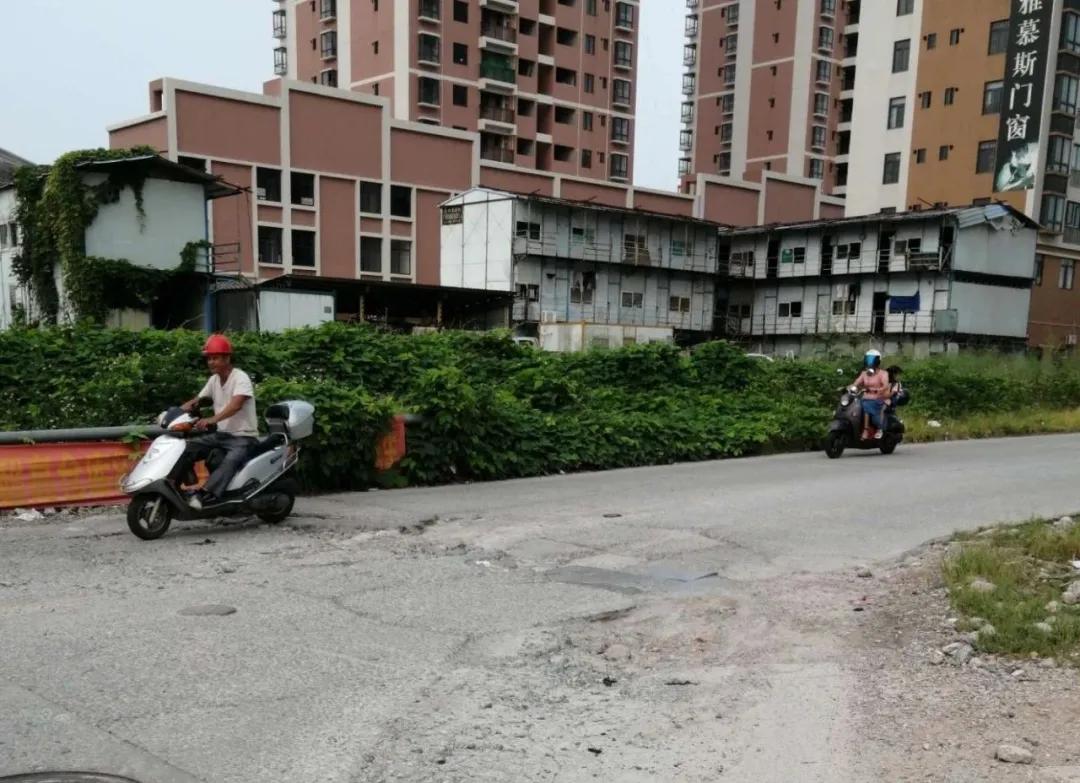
xmin=247 ymin=433 xmax=286 ymax=459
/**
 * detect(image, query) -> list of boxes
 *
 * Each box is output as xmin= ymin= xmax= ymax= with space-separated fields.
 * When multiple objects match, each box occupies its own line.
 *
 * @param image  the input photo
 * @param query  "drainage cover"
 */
xmin=0 ymin=775 xmax=141 ymax=783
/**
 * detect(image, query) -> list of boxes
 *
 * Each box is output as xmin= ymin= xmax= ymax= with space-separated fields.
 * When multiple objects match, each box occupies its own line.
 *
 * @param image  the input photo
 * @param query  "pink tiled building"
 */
xmin=272 ymin=0 xmax=639 ymax=183
xmin=107 ymin=76 xmax=841 ymax=328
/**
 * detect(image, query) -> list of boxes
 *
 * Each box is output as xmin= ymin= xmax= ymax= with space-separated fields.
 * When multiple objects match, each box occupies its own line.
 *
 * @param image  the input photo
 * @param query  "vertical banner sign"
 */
xmin=993 ymin=0 xmax=1054 ymax=192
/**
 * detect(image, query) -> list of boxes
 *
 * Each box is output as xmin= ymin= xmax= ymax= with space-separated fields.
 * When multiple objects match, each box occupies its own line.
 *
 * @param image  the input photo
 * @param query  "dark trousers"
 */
xmin=186 ymin=433 xmax=257 ymax=498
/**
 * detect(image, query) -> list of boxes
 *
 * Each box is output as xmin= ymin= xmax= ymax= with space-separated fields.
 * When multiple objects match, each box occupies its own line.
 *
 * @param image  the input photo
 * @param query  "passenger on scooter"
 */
xmin=886 ymin=364 xmax=908 ymax=411
xmin=179 ymin=334 xmax=258 ymax=509
xmin=852 ymin=349 xmax=889 ymax=440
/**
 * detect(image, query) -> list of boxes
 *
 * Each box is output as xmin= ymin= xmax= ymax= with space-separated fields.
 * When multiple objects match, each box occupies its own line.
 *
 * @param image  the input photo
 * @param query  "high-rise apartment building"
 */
xmin=679 ymin=0 xmax=846 ymax=193
xmin=272 ymin=0 xmax=639 ymax=182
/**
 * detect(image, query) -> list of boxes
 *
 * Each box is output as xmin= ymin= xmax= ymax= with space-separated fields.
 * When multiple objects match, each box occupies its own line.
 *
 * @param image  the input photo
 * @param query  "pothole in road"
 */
xmin=0 ymin=775 xmax=142 ymax=783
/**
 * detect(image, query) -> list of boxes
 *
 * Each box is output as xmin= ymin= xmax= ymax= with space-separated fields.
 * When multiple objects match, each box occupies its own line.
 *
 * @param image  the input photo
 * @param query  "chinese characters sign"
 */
xmin=993 ymin=0 xmax=1053 ymax=192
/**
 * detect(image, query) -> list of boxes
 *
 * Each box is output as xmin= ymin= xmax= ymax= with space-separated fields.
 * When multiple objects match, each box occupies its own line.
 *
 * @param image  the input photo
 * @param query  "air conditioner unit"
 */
xmin=1067 ymin=333 xmax=1078 ymax=346
xmin=541 ymin=310 xmax=559 ymax=323
xmin=256 ymin=187 xmax=268 ymax=200
xmin=300 ymin=197 xmax=315 ymax=206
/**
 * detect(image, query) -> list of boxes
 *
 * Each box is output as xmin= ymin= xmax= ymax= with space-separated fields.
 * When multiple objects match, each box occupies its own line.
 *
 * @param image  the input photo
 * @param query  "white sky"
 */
xmin=0 ymin=0 xmax=682 ymax=190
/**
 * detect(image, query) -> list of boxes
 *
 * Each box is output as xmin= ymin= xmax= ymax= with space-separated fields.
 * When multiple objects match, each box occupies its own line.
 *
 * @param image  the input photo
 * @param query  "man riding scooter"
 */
xmin=180 ymin=334 xmax=258 ymax=509
xmin=852 ymin=349 xmax=890 ymax=440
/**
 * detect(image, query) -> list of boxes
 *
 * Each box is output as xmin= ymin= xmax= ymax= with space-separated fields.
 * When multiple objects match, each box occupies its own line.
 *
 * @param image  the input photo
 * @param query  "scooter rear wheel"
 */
xmin=127 ymin=495 xmax=173 ymax=540
xmin=824 ymin=432 xmax=846 ymax=459
xmin=254 ymin=478 xmax=297 ymax=524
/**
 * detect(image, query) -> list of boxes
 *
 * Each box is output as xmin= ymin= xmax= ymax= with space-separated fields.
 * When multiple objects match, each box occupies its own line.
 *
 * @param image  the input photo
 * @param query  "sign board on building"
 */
xmin=442 ymin=206 xmax=463 ymax=225
xmin=992 ymin=0 xmax=1054 ymax=193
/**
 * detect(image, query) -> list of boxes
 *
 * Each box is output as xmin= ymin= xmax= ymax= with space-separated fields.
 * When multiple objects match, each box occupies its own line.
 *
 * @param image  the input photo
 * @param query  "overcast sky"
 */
xmin=0 ymin=0 xmax=682 ymax=191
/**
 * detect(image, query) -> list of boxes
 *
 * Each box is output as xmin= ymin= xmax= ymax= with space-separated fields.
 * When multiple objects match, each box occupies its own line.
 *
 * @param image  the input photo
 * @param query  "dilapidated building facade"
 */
xmin=440 ymin=188 xmax=720 ymax=350
xmin=718 ymin=203 xmax=1040 ymax=357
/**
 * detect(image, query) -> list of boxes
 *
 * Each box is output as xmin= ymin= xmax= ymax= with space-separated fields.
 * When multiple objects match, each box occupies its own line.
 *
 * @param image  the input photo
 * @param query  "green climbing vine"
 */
xmin=12 ymin=145 xmax=169 ymax=324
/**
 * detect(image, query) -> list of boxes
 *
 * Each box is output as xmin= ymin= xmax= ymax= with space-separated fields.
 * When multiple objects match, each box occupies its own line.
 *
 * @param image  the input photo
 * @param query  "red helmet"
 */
xmin=201 ymin=334 xmax=233 ymax=356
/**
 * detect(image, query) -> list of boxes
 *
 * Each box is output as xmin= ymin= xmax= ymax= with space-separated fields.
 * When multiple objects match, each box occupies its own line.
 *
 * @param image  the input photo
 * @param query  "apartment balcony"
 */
xmin=480 ymin=0 xmax=518 ymax=12
xmin=681 ymin=104 xmax=694 ymax=124
xmin=319 ymin=0 xmax=337 ymax=21
xmin=686 ymin=0 xmax=698 ymax=6
xmin=272 ymin=10 xmax=287 ymax=38
xmin=479 ymin=104 xmax=516 ymax=133
xmin=480 ymin=145 xmax=515 ymax=163
xmin=1066 ymin=227 xmax=1080 ymax=246
xmin=418 ymin=0 xmax=441 ymax=22
xmin=683 ymin=46 xmax=697 ymax=66
xmin=480 ymin=59 xmax=517 ymax=93
xmin=681 ymin=77 xmax=696 ymax=96
xmin=418 ymin=43 xmax=441 ymax=66
xmin=685 ymin=16 xmax=699 ymax=37
xmin=480 ymin=22 xmax=518 ymax=53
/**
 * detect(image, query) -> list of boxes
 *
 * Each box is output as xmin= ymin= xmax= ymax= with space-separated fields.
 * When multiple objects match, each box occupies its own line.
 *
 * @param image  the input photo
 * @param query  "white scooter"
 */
xmin=120 ymin=400 xmax=315 ymax=540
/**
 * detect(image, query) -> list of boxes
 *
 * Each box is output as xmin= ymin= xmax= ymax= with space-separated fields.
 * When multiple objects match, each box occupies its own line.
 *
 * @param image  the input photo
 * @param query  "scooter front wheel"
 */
xmin=127 ymin=495 xmax=174 ymax=540
xmin=824 ymin=431 xmax=846 ymax=459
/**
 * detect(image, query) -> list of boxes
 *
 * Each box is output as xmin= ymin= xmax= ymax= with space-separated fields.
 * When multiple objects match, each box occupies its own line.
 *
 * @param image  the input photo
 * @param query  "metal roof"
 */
xmin=75 ymin=154 xmax=241 ymax=200
xmin=719 ymin=202 xmax=1040 ymax=237
xmin=443 ymin=187 xmax=728 ymax=229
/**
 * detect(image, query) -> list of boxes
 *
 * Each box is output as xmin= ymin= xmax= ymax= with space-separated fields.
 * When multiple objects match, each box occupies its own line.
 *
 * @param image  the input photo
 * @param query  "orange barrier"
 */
xmin=1 ymin=416 xmax=410 ymax=510
xmin=0 ymin=441 xmax=149 ymax=509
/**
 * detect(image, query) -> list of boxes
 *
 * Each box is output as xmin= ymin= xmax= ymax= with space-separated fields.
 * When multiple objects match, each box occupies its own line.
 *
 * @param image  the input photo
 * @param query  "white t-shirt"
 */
xmin=199 ymin=368 xmax=258 ymax=437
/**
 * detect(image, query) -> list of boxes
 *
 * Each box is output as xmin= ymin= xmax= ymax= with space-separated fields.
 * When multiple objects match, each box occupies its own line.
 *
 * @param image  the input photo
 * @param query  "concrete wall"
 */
xmin=84 ymin=175 xmax=207 ymax=270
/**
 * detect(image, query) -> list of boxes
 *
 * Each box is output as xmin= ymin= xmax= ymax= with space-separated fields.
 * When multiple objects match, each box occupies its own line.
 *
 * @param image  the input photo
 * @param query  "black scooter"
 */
xmin=824 ymin=386 xmax=905 ymax=459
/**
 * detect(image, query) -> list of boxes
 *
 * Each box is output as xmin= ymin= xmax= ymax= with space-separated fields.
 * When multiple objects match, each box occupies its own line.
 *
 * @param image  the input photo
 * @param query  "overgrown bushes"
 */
xmin=1 ymin=323 xmax=1078 ymax=491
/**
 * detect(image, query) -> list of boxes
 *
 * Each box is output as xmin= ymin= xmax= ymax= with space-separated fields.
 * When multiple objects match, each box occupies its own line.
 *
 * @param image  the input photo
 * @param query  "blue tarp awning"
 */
xmin=888 ymin=292 xmax=921 ymax=313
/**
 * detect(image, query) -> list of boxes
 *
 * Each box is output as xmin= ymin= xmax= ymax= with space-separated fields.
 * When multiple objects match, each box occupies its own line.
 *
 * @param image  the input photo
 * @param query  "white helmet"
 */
xmin=864 ymin=349 xmax=882 ymax=369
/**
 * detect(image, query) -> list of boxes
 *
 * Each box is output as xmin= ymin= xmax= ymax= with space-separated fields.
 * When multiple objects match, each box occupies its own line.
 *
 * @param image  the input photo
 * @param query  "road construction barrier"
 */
xmin=0 ymin=415 xmax=410 ymax=510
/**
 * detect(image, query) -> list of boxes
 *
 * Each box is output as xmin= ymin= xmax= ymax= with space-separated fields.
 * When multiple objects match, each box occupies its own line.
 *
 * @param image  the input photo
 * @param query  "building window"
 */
xmin=1055 ymin=74 xmax=1079 ymax=114
xmin=454 ymin=0 xmax=468 ymax=22
xmin=1048 ymin=136 xmax=1072 ymax=175
xmin=1061 ymin=259 xmax=1076 ymax=290
xmin=418 ymin=34 xmax=440 ymax=63
xmin=613 ymin=79 xmax=632 ymax=105
xmin=926 ymin=33 xmax=937 ymax=50
xmin=883 ymin=152 xmax=901 ymax=184
xmin=914 ymin=148 xmax=926 ymax=163
xmin=320 ymin=30 xmax=338 ymax=58
xmin=949 ymin=28 xmax=961 ymax=46
xmin=669 ymin=296 xmax=691 ymax=313
xmin=887 ymin=97 xmax=905 ymax=129
xmin=717 ymin=152 xmax=731 ymax=173
xmin=256 ymin=168 xmax=282 ymax=202
xmin=809 ymin=158 xmax=825 ymax=179
xmin=360 ymin=237 xmax=382 ymax=274
xmin=453 ymin=43 xmax=468 ymax=65
xmin=944 ymin=87 xmax=957 ymax=105
xmin=897 ymin=0 xmax=913 ymax=15
xmin=292 ymin=229 xmax=316 ymax=267
xmin=320 ymin=0 xmax=337 ymax=18
xmin=976 ymin=140 xmax=996 ymax=173
xmin=291 ymin=172 xmax=316 ymax=206
xmin=390 ymin=185 xmax=412 ymax=218
xmin=983 ymin=80 xmax=1003 ymax=114
xmin=319 ymin=69 xmax=338 ymax=87
xmin=621 ymin=291 xmax=644 ymax=309
xmin=1042 ymin=194 xmax=1065 ymax=232
xmin=555 ymin=67 xmax=577 ymax=85
xmin=453 ymin=84 xmax=468 ymax=106
xmin=1067 ymin=201 xmax=1080 ymax=230
xmin=273 ymin=46 xmax=288 ymax=75
xmin=555 ymin=105 xmax=575 ymax=124
xmin=612 ymin=117 xmax=631 ymax=142
xmin=390 ymin=240 xmax=412 ymax=275
xmin=516 ymin=221 xmax=541 ymax=239
xmin=610 ymin=154 xmax=629 ymax=179
xmin=920 ymin=91 xmax=932 ymax=109
xmin=584 ymin=73 xmax=595 ymax=93
xmin=778 ymin=301 xmax=802 ymax=318
xmin=258 ymin=226 xmax=283 ymax=265
xmin=587 ymin=0 xmax=597 ymax=14
xmin=360 ymin=182 xmax=382 ymax=214
xmin=582 ymin=111 xmax=594 ymax=130
xmin=1035 ymin=254 xmax=1044 ymax=286
xmin=581 ymin=149 xmax=592 ymax=168
xmin=815 ymin=59 xmax=831 ymax=83
xmin=892 ymin=39 xmax=911 ymax=73
xmin=988 ymin=19 xmax=1009 ymax=54
xmin=517 ymin=283 xmax=540 ymax=302
xmin=614 ymin=41 xmax=632 ymax=67
xmin=585 ymin=34 xmax=596 ymax=54
xmin=1063 ymin=13 xmax=1080 ymax=54
xmin=720 ymin=123 xmax=733 ymax=141
xmin=418 ymin=76 xmax=440 ymax=105
xmin=811 ymin=125 xmax=827 ymax=148
xmin=818 ymin=27 xmax=834 ymax=52
xmin=814 ymin=92 xmax=829 ymax=116
xmin=615 ymin=2 xmax=634 ymax=28
xmin=556 ymin=27 xmax=579 ymax=46
xmin=939 ymin=145 xmax=950 ymax=161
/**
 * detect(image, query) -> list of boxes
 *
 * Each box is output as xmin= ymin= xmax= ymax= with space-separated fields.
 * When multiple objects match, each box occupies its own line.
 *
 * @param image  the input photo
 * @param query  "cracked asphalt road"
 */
xmin=1 ymin=434 xmax=1077 ymax=781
